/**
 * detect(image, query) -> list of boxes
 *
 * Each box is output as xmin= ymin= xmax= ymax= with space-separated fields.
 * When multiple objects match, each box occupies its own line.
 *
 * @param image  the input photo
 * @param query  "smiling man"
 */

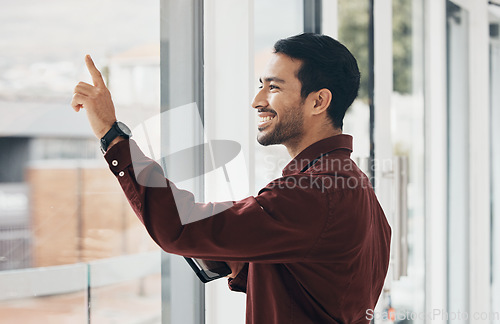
xmin=72 ymin=33 xmax=391 ymax=324
xmin=255 ymin=51 xmax=338 ymax=157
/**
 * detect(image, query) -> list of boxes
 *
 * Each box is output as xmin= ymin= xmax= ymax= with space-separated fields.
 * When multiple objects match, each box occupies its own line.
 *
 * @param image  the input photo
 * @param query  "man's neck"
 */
xmin=285 ymin=128 xmax=343 ymax=158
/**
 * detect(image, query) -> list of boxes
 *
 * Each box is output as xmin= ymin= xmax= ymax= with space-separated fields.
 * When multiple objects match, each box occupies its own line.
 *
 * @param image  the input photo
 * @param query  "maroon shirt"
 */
xmin=104 ymin=134 xmax=391 ymax=324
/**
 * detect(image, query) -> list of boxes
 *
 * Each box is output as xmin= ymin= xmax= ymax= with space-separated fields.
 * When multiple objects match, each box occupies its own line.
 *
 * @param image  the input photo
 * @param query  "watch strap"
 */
xmin=100 ymin=122 xmax=129 ymax=153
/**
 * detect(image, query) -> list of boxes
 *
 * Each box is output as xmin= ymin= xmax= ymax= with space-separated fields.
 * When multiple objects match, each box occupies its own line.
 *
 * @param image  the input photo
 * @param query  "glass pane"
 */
xmin=253 ymin=0 xmax=304 ymax=191
xmin=337 ymin=0 xmax=371 ymax=172
xmin=0 ymin=264 xmax=88 ymax=323
xmin=447 ymin=1 xmax=470 ymax=321
xmin=0 ymin=0 xmax=161 ymax=320
xmin=88 ymin=253 xmax=161 ymax=323
xmin=389 ymin=0 xmax=425 ymax=321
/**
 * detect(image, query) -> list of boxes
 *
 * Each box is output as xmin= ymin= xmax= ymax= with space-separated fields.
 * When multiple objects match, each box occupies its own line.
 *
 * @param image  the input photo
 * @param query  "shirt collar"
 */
xmin=281 ymin=134 xmax=353 ymax=176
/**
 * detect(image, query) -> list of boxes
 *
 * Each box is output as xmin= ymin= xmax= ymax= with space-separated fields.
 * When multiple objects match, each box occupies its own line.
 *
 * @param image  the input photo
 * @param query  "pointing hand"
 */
xmin=71 ymin=55 xmax=117 ymax=139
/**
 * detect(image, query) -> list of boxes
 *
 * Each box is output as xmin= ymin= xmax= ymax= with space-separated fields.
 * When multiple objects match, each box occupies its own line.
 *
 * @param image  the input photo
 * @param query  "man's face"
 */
xmin=252 ymin=53 xmax=305 ymax=146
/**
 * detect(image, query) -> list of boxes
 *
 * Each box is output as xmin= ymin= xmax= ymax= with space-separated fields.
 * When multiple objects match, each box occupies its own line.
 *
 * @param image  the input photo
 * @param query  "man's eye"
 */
xmin=257 ymin=84 xmax=279 ymax=90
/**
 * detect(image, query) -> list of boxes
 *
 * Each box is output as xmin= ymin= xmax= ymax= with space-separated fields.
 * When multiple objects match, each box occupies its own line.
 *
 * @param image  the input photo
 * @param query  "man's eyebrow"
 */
xmin=259 ymin=77 xmax=286 ymax=84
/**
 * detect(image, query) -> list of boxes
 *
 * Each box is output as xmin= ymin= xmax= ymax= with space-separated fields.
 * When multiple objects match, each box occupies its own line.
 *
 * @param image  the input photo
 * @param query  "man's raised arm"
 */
xmin=71 ymin=56 xmax=329 ymax=264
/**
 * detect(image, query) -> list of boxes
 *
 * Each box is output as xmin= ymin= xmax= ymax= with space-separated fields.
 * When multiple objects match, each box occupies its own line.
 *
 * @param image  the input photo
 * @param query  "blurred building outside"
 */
xmin=0 ymin=44 xmax=162 ymax=323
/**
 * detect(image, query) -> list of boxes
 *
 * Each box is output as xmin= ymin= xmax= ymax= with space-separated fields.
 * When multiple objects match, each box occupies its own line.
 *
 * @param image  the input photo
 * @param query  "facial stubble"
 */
xmin=257 ymin=103 xmax=304 ymax=146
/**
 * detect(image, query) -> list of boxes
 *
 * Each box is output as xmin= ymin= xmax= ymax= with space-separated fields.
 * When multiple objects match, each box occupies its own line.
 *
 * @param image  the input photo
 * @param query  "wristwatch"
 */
xmin=100 ymin=121 xmax=132 ymax=153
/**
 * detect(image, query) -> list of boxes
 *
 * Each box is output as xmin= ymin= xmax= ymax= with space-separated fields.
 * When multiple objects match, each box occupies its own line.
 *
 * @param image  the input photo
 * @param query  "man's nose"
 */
xmin=251 ymin=88 xmax=268 ymax=110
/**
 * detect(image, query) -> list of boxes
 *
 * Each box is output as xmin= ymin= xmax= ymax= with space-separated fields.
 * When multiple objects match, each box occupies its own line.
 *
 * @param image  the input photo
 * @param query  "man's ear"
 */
xmin=311 ymin=89 xmax=332 ymax=116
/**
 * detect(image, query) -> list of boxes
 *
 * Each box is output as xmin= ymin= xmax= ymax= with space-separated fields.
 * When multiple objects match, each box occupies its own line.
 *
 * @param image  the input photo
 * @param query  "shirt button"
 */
xmin=112 ymin=160 xmax=119 ymax=167
xmin=118 ymin=171 xmax=125 ymax=177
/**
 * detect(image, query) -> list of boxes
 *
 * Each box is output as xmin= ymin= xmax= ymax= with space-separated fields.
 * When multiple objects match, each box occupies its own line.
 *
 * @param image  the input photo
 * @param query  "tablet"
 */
xmin=184 ymin=257 xmax=232 ymax=283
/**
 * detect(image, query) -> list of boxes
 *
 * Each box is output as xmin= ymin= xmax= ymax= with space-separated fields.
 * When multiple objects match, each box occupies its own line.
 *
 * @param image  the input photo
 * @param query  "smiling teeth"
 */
xmin=260 ymin=116 xmax=275 ymax=122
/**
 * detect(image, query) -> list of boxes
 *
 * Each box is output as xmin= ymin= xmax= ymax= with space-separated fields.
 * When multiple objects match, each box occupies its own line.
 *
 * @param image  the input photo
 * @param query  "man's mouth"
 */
xmin=259 ymin=115 xmax=276 ymax=123
xmin=258 ymin=110 xmax=277 ymax=128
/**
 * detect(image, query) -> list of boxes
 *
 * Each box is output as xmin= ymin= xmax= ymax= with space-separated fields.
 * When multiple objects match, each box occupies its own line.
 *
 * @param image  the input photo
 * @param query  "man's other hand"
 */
xmin=226 ymin=261 xmax=246 ymax=279
xmin=71 ymin=55 xmax=117 ymax=139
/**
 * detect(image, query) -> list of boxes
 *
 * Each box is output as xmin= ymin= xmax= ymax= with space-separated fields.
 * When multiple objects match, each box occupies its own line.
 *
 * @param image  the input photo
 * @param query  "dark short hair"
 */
xmin=273 ymin=33 xmax=360 ymax=129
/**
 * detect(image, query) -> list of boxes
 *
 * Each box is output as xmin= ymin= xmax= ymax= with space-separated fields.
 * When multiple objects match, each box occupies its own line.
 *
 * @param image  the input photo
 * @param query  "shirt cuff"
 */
xmin=104 ymin=139 xmax=134 ymax=176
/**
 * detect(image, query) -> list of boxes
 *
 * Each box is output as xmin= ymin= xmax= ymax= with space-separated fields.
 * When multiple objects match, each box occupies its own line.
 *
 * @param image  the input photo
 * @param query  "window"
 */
xmin=0 ymin=1 xmax=161 ymax=322
xmin=389 ymin=0 xmax=425 ymax=320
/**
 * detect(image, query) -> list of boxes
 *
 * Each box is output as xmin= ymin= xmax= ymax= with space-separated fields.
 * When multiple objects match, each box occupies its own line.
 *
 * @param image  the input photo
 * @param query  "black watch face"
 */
xmin=116 ymin=121 xmax=132 ymax=137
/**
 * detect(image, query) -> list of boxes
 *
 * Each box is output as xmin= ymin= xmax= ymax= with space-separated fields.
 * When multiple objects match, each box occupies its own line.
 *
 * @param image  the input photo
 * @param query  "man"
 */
xmin=72 ymin=33 xmax=391 ymax=324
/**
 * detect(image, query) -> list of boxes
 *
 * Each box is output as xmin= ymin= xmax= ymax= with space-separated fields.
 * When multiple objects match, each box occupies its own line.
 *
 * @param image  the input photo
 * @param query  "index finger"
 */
xmin=85 ymin=54 xmax=105 ymax=88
